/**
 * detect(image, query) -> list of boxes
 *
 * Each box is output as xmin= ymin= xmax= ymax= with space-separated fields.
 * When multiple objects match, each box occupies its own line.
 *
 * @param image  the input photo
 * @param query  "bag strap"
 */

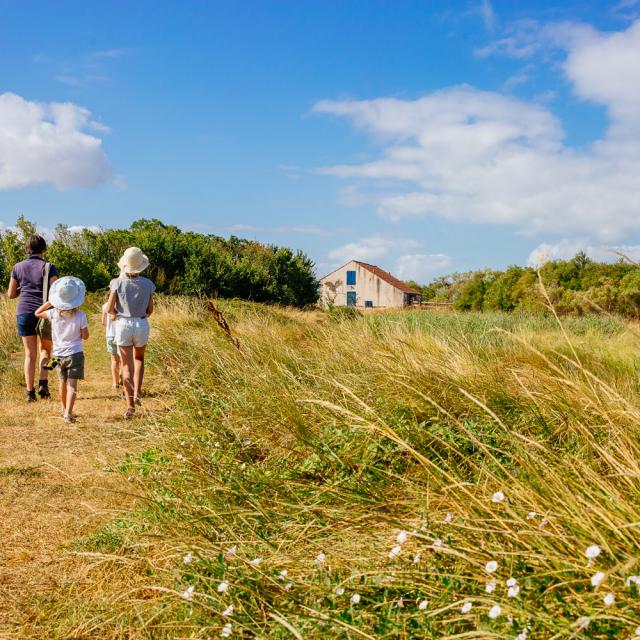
xmin=42 ymin=262 xmax=51 ymax=303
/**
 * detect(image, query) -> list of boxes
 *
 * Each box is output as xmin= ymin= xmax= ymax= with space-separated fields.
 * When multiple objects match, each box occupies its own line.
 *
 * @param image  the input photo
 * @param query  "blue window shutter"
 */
xmin=346 ymin=270 xmax=356 ymax=285
xmin=347 ymin=291 xmax=357 ymax=306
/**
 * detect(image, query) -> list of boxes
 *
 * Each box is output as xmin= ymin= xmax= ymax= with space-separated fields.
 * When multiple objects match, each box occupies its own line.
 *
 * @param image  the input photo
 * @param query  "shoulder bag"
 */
xmin=36 ymin=262 xmax=52 ymax=341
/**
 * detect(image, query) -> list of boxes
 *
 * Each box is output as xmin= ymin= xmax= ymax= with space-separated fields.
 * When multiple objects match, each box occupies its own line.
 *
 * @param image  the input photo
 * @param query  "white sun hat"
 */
xmin=117 ymin=247 xmax=149 ymax=274
xmin=49 ymin=276 xmax=86 ymax=310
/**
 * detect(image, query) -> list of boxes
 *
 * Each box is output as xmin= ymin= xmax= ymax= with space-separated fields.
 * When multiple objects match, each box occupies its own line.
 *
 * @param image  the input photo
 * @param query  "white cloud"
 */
xmin=395 ymin=253 xmax=452 ymax=281
xmin=479 ymin=0 xmax=496 ymax=32
xmin=313 ymin=20 xmax=640 ymax=242
xmin=528 ymin=239 xmax=640 ymax=266
xmin=0 ymin=92 xmax=113 ymax=190
xmin=225 ymin=223 xmax=334 ymax=235
xmin=328 ymin=235 xmax=418 ymax=263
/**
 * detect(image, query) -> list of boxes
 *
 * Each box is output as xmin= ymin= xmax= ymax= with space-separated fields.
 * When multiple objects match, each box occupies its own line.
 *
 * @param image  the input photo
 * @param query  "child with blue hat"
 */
xmin=35 ymin=276 xmax=89 ymax=423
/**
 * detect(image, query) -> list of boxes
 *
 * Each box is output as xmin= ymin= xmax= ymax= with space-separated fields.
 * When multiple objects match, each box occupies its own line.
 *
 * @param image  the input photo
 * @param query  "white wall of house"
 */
xmin=320 ymin=260 xmax=406 ymax=308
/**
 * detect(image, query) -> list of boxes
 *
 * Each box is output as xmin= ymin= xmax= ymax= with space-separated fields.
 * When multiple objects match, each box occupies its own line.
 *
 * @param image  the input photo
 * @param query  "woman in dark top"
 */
xmin=7 ymin=234 xmax=58 ymax=401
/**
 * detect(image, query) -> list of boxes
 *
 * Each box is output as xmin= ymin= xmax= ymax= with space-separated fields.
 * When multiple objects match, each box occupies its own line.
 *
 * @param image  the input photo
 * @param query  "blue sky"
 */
xmin=1 ymin=0 xmax=639 ymax=281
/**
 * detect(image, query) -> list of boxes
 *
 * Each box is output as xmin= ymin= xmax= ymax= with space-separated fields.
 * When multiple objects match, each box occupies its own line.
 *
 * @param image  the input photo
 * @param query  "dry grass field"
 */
xmin=2 ymin=298 xmax=640 ymax=638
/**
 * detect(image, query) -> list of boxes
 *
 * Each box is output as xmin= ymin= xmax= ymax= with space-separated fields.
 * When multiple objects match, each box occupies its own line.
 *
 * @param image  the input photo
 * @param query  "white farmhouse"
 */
xmin=320 ymin=260 xmax=422 ymax=309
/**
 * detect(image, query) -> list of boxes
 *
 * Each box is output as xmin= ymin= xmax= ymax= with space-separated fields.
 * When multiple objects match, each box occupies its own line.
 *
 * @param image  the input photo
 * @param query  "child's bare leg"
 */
xmin=119 ymin=346 xmax=135 ymax=409
xmin=133 ymin=346 xmax=146 ymax=401
xmin=65 ymin=378 xmax=78 ymax=416
xmin=59 ymin=376 xmax=67 ymax=414
xmin=111 ymin=354 xmax=121 ymax=386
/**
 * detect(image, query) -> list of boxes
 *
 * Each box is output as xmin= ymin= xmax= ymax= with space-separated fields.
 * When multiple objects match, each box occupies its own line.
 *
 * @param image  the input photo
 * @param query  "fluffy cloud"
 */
xmin=313 ymin=20 xmax=640 ymax=242
xmin=394 ymin=253 xmax=452 ymax=281
xmin=528 ymin=239 xmax=640 ymax=266
xmin=0 ymin=92 xmax=113 ymax=190
xmin=328 ymin=235 xmax=410 ymax=263
xmin=329 ymin=235 xmax=396 ymax=262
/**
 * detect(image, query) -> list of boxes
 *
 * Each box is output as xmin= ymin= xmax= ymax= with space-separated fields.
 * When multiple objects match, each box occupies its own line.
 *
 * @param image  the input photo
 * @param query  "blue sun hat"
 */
xmin=49 ymin=276 xmax=86 ymax=310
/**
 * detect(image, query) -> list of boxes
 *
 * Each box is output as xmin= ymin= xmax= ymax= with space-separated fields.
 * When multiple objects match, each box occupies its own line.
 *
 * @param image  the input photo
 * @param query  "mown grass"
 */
xmin=9 ymin=299 xmax=640 ymax=638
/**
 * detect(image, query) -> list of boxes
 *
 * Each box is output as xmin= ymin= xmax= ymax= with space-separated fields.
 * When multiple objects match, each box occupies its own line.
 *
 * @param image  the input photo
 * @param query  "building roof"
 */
xmin=355 ymin=261 xmax=421 ymax=295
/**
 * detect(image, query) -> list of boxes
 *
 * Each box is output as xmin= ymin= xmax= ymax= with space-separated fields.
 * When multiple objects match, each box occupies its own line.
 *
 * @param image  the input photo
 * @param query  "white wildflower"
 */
xmin=284 ymin=582 xmax=292 ymax=591
xmin=418 ymin=599 xmax=429 ymax=610
xmin=279 ymin=570 xmax=288 ymax=579
xmin=217 ymin=581 xmax=229 ymax=593
xmin=485 ymin=581 xmax=496 ymax=594
xmin=397 ymin=530 xmax=408 ymax=544
xmin=389 ymin=545 xmax=402 ymax=559
xmin=590 ymin=571 xmax=606 ymax=588
xmin=396 ymin=598 xmax=404 ymax=608
xmin=249 ymin=557 xmax=262 ymax=566
xmin=508 ymin=585 xmax=521 ymax=598
xmin=351 ymin=593 xmax=361 ymax=605
xmin=461 ymin=601 xmax=473 ymax=614
xmin=506 ymin=577 xmax=517 ymax=587
xmin=603 ymin=592 xmax=615 ymax=606
xmin=443 ymin=513 xmax=453 ymax=524
xmin=240 ymin=463 xmax=246 ymax=470
xmin=526 ymin=511 xmax=536 ymax=520
xmin=222 ymin=605 xmax=234 ymax=617
xmin=181 ymin=585 xmax=195 ymax=601
xmin=334 ymin=587 xmax=345 ymax=596
xmin=488 ymin=604 xmax=502 ymax=619
xmin=626 ymin=575 xmax=640 ymax=586
xmin=585 ymin=545 xmax=601 ymax=560
xmin=315 ymin=552 xmax=326 ymax=565
xmin=485 ymin=560 xmax=498 ymax=574
xmin=539 ymin=518 xmax=548 ymax=528
xmin=413 ymin=552 xmax=421 ymax=564
xmin=183 ymin=552 xmax=193 ymax=564
xmin=226 ymin=545 xmax=237 ymax=558
xmin=176 ymin=453 xmax=184 ymax=461
xmin=516 ymin=631 xmax=529 ymax=640
xmin=432 ymin=539 xmax=443 ymax=548
xmin=491 ymin=491 xmax=505 ymax=503
xmin=220 ymin=622 xmax=232 ymax=638
xmin=635 ymin=626 xmax=640 ymax=637
xmin=576 ymin=616 xmax=590 ymax=630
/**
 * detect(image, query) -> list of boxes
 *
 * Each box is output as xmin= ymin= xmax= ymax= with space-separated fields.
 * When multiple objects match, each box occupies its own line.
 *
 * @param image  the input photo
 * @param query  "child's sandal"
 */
xmin=124 ymin=407 xmax=135 ymax=420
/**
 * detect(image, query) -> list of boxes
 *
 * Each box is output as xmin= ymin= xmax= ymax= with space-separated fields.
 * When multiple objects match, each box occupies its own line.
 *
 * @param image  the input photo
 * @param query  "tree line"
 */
xmin=0 ymin=216 xmax=319 ymax=307
xmin=407 ymin=252 xmax=640 ymax=316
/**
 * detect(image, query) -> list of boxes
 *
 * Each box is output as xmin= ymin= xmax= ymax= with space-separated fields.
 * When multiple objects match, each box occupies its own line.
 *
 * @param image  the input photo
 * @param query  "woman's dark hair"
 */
xmin=26 ymin=234 xmax=47 ymax=255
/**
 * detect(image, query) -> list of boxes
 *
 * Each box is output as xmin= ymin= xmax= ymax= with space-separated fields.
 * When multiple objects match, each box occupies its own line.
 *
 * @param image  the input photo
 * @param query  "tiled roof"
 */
xmin=355 ymin=261 xmax=421 ymax=295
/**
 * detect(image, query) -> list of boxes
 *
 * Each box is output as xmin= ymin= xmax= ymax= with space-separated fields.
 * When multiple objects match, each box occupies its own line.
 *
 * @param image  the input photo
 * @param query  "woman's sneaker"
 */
xmin=25 ymin=389 xmax=37 ymax=403
xmin=38 ymin=381 xmax=51 ymax=399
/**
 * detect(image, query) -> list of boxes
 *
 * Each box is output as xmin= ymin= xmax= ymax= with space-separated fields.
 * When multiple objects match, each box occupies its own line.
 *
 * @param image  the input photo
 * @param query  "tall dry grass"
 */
xmin=14 ymin=299 xmax=640 ymax=638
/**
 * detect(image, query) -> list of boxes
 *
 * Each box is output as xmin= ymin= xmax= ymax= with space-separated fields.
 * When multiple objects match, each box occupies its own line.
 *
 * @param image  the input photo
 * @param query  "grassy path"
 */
xmin=0 ymin=312 xmax=165 ymax=636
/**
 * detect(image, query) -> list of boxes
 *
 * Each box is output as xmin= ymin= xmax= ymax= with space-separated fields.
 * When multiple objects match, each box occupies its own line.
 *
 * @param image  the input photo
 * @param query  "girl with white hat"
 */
xmin=35 ymin=276 xmax=89 ymax=423
xmin=106 ymin=247 xmax=156 ymax=419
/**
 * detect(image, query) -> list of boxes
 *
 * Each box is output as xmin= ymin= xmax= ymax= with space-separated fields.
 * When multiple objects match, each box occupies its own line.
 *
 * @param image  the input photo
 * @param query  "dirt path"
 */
xmin=0 ymin=313 xmax=165 ymax=634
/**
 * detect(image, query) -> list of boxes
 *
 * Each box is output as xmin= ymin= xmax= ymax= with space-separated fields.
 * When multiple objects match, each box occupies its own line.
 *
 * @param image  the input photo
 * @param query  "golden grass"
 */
xmin=3 ymin=298 xmax=640 ymax=638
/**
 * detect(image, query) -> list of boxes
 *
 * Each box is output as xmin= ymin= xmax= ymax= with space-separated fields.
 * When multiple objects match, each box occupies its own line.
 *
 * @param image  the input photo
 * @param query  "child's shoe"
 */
xmin=38 ymin=380 xmax=51 ymax=399
xmin=25 ymin=389 xmax=37 ymax=402
xmin=124 ymin=407 xmax=135 ymax=419
xmin=63 ymin=412 xmax=76 ymax=423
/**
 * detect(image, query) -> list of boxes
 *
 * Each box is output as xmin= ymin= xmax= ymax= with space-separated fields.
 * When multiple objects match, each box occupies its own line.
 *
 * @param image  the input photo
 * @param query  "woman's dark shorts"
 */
xmin=17 ymin=312 xmax=38 ymax=337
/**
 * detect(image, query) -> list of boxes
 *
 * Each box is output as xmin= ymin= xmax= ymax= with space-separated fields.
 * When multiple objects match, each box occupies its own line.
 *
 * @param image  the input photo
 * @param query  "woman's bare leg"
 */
xmin=39 ymin=338 xmax=52 ymax=382
xmin=133 ymin=345 xmax=146 ymax=401
xmin=119 ymin=346 xmax=135 ymax=409
xmin=22 ymin=336 xmax=38 ymax=391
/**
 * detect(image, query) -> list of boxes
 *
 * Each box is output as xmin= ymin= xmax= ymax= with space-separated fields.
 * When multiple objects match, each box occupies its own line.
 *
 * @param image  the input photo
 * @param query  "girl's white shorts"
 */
xmin=115 ymin=317 xmax=150 ymax=348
